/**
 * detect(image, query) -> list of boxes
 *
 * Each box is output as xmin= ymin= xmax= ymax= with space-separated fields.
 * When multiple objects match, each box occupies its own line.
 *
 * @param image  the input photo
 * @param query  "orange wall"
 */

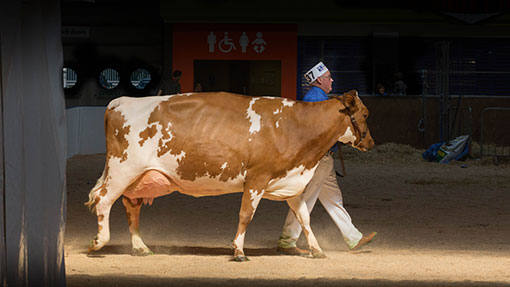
xmin=173 ymin=24 xmax=297 ymax=99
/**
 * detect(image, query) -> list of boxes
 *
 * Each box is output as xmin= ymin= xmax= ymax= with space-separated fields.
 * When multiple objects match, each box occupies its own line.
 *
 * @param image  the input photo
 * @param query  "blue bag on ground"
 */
xmin=422 ymin=142 xmax=445 ymax=162
xmin=423 ymin=135 xmax=470 ymax=163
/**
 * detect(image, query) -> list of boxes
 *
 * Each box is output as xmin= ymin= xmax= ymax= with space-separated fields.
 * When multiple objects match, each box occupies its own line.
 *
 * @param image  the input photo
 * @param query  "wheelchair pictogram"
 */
xmin=219 ymin=32 xmax=237 ymax=53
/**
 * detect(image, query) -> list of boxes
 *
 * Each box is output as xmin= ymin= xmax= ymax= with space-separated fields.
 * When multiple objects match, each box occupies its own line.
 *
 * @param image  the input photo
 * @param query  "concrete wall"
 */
xmin=67 ymin=106 xmax=106 ymax=158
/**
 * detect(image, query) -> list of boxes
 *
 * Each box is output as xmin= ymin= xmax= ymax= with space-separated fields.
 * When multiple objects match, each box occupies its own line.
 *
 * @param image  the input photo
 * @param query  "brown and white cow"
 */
xmin=85 ymin=90 xmax=373 ymax=261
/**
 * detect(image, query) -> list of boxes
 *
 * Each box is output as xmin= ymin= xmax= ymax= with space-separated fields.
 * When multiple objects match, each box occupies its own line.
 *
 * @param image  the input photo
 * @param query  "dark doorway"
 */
xmin=372 ymin=33 xmax=399 ymax=94
xmin=194 ymin=60 xmax=281 ymax=97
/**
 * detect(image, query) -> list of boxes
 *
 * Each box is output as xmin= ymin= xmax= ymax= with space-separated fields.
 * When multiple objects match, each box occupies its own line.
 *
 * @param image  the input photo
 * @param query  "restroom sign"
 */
xmin=207 ymin=31 xmax=267 ymax=54
xmin=173 ymin=23 xmax=295 ymax=60
xmin=172 ymin=23 xmax=297 ymax=99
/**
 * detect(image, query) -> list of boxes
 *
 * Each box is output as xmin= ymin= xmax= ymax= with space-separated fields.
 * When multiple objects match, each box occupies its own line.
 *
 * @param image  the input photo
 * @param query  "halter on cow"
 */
xmin=85 ymin=90 xmax=373 ymax=261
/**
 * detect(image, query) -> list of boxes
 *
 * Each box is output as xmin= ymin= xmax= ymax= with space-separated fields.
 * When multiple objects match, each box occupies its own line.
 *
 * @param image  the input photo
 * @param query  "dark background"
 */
xmin=61 ymin=0 xmax=510 ymax=148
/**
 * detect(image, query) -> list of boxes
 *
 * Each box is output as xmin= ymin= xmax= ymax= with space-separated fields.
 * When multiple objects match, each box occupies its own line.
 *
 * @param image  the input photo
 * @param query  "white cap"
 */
xmin=304 ymin=62 xmax=329 ymax=83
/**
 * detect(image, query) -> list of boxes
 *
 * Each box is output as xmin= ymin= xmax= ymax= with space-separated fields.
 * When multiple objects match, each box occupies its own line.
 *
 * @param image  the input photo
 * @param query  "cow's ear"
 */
xmin=340 ymin=90 xmax=358 ymax=110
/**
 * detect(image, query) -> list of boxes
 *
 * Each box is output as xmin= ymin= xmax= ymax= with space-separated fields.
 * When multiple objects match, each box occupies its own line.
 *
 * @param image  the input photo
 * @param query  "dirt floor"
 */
xmin=64 ymin=143 xmax=510 ymax=287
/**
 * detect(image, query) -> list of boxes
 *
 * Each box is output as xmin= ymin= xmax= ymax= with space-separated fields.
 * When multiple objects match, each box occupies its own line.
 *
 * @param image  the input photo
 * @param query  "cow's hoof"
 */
xmin=87 ymin=240 xmax=99 ymax=254
xmin=86 ymin=245 xmax=105 ymax=258
xmin=132 ymin=248 xmax=154 ymax=256
xmin=232 ymin=255 xmax=250 ymax=262
xmin=312 ymin=251 xmax=327 ymax=259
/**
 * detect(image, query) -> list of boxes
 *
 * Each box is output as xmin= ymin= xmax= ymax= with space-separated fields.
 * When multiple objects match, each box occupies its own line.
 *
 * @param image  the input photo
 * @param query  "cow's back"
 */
xmin=104 ymin=93 xmax=257 ymax=196
xmin=103 ymin=92 xmax=327 ymax=199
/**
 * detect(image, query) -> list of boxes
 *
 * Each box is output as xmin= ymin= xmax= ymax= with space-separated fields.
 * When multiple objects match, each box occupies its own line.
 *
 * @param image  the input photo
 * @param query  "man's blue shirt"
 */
xmin=303 ymin=86 xmax=328 ymax=102
xmin=302 ymin=86 xmax=339 ymax=153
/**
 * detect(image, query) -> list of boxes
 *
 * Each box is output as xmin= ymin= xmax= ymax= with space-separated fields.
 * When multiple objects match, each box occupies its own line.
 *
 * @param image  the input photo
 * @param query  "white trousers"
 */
xmin=278 ymin=153 xmax=363 ymax=249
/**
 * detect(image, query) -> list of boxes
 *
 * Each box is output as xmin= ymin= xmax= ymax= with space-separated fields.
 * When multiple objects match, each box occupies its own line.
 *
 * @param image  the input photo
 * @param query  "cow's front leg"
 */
xmin=232 ymin=187 xmax=265 ymax=262
xmin=122 ymin=196 xmax=153 ymax=256
xmin=286 ymin=196 xmax=326 ymax=258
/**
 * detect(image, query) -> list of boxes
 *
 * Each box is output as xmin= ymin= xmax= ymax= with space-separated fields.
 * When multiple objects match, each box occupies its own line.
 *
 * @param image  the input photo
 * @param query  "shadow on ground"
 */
xmin=67 ymin=274 xmax=510 ymax=287
xmin=85 ymin=244 xmax=279 ymax=257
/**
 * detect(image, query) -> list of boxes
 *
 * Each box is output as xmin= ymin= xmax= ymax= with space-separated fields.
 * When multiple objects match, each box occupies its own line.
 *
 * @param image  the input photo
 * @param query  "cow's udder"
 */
xmin=123 ymin=170 xmax=176 ymax=204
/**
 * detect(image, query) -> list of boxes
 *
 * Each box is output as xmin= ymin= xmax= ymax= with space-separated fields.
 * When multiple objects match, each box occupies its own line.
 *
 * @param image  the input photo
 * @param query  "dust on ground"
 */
xmin=65 ymin=143 xmax=510 ymax=287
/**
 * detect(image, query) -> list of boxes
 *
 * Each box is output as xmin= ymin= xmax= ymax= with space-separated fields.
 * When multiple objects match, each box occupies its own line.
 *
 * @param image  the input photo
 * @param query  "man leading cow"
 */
xmin=277 ymin=62 xmax=377 ymax=256
xmin=86 ymin=62 xmax=375 ymax=261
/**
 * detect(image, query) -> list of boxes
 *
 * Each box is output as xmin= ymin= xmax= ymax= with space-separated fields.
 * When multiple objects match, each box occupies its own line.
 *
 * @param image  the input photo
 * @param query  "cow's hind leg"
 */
xmin=286 ymin=196 xmax=326 ymax=258
xmin=88 ymin=188 xmax=116 ymax=254
xmin=122 ymin=196 xmax=153 ymax=256
xmin=88 ymin=175 xmax=131 ymax=254
xmin=232 ymin=187 xmax=265 ymax=262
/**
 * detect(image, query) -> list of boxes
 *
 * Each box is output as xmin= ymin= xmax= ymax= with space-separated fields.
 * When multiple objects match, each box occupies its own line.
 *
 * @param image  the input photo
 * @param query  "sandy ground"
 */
xmin=64 ymin=144 xmax=510 ymax=287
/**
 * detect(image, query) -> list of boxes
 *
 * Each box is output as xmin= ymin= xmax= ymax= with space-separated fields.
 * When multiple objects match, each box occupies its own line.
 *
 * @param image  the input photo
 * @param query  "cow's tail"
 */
xmin=85 ymin=167 xmax=107 ymax=214
xmin=85 ymin=106 xmax=111 ymax=214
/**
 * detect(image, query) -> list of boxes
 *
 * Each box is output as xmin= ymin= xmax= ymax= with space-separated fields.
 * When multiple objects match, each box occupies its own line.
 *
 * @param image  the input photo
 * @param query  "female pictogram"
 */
xmin=239 ymin=32 xmax=249 ymax=53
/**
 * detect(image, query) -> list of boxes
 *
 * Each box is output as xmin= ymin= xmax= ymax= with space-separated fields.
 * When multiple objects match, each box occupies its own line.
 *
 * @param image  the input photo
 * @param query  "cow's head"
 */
xmin=332 ymin=90 xmax=374 ymax=151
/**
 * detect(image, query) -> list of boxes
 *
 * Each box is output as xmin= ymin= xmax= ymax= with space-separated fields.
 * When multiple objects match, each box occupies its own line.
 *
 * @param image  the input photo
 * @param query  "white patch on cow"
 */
xmin=338 ymin=126 xmax=356 ymax=144
xmin=169 ymin=93 xmax=192 ymax=97
xmin=164 ymin=122 xmax=173 ymax=132
xmin=235 ymin=232 xmax=245 ymax=242
xmin=115 ymin=129 xmax=119 ymax=136
xmin=131 ymin=233 xmax=149 ymax=251
xmin=246 ymin=98 xmax=261 ymax=134
xmin=103 ymin=96 xmax=184 ymax=194
xmin=282 ymin=98 xmax=294 ymax=107
xmin=266 ymin=163 xmax=319 ymax=199
xmin=273 ymin=98 xmax=295 ymax=115
xmin=175 ymin=151 xmax=186 ymax=161
xmin=160 ymin=122 xmax=174 ymax=147
xmin=276 ymin=120 xmax=280 ymax=128
xmin=234 ymin=232 xmax=246 ymax=251
xmin=249 ymin=189 xmax=264 ymax=210
xmin=220 ymin=162 xmax=228 ymax=170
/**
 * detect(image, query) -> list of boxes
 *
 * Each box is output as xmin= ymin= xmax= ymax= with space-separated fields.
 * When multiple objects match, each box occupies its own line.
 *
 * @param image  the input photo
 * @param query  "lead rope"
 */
xmin=332 ymin=97 xmax=364 ymax=177
xmin=335 ymin=144 xmax=347 ymax=178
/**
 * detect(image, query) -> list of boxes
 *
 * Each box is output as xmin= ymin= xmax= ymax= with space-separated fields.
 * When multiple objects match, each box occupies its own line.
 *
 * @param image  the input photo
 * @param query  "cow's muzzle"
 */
xmin=355 ymin=131 xmax=374 ymax=151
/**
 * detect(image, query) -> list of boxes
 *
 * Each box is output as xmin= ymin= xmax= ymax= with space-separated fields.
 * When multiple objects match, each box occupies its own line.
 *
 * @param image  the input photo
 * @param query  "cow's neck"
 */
xmin=294 ymin=99 xmax=350 ymax=166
